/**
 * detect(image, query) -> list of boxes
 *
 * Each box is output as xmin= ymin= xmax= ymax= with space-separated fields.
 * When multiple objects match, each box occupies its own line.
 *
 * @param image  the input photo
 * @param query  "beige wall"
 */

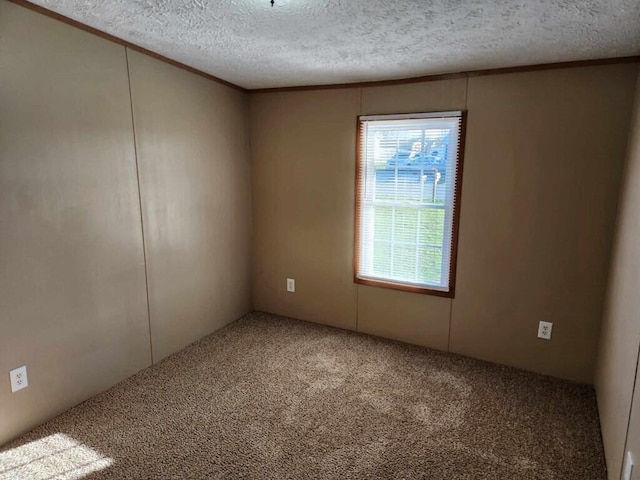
xmin=128 ymin=51 xmax=252 ymax=362
xmin=0 ymin=1 xmax=251 ymax=445
xmin=596 ymin=72 xmax=640 ymax=479
xmin=3 ymin=0 xmax=640 ymax=455
xmin=250 ymin=63 xmax=639 ymax=384
xmin=452 ymin=67 xmax=635 ymax=382
xmin=0 ymin=1 xmax=150 ymax=445
xmin=251 ymin=89 xmax=360 ymax=331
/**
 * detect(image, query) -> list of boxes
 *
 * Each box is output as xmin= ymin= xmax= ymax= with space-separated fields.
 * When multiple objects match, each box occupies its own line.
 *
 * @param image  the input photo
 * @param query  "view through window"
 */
xmin=355 ymin=111 xmax=465 ymax=296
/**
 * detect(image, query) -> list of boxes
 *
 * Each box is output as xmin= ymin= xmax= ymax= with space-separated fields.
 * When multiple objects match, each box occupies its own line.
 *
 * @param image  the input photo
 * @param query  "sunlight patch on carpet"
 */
xmin=0 ymin=433 xmax=113 ymax=480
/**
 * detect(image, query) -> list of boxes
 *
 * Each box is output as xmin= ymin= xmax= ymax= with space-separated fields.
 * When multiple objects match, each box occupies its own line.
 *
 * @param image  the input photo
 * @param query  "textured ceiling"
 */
xmin=30 ymin=0 xmax=640 ymax=89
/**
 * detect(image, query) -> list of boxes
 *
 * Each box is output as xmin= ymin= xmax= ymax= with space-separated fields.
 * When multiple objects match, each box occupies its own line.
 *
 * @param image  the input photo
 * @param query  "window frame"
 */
xmin=353 ymin=110 xmax=467 ymax=298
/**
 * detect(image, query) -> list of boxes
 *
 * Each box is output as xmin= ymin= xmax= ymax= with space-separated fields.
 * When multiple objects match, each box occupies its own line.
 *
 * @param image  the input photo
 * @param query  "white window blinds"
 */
xmin=355 ymin=111 xmax=464 ymax=294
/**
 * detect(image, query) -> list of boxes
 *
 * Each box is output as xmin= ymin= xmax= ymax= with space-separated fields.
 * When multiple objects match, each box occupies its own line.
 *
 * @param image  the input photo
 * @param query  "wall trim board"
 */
xmin=250 ymin=57 xmax=640 ymax=93
xmin=5 ymin=0 xmax=247 ymax=93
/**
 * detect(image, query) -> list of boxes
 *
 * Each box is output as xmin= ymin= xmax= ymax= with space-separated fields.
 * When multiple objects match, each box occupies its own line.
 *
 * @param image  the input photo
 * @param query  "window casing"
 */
xmin=354 ymin=111 xmax=466 ymax=297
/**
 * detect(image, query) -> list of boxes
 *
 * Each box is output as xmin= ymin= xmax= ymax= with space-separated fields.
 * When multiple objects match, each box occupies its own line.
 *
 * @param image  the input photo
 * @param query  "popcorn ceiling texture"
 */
xmin=27 ymin=0 xmax=640 ymax=89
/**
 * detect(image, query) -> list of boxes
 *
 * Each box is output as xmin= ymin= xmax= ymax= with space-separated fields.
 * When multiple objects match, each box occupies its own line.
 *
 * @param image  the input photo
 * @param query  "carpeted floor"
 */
xmin=1 ymin=312 xmax=606 ymax=479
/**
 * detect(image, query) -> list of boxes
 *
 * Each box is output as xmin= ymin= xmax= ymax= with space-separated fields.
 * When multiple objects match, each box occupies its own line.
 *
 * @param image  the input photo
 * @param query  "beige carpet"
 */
xmin=1 ymin=312 xmax=606 ymax=479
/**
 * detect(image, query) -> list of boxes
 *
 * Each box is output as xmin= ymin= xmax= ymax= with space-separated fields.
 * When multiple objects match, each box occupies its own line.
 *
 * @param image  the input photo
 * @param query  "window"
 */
xmin=354 ymin=111 xmax=466 ymax=297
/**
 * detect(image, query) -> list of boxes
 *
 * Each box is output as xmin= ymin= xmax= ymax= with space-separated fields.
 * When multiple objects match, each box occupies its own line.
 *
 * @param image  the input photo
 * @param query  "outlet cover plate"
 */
xmin=10 ymin=365 xmax=28 ymax=393
xmin=537 ymin=321 xmax=553 ymax=340
xmin=286 ymin=278 xmax=295 ymax=293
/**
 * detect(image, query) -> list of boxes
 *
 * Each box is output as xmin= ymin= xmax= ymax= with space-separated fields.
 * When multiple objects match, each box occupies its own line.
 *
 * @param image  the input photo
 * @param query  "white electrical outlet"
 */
xmin=537 ymin=321 xmax=553 ymax=340
xmin=286 ymin=278 xmax=295 ymax=293
xmin=10 ymin=365 xmax=28 ymax=393
xmin=623 ymin=451 xmax=634 ymax=480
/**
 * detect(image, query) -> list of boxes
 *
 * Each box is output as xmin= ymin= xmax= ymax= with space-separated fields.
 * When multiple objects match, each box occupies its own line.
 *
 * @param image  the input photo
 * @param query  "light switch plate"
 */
xmin=10 ymin=365 xmax=28 ymax=393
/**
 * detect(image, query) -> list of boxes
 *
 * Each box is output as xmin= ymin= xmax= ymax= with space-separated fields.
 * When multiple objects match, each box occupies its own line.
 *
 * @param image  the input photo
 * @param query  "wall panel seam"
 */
xmin=446 ymin=77 xmax=469 ymax=352
xmin=125 ymin=47 xmax=154 ymax=365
